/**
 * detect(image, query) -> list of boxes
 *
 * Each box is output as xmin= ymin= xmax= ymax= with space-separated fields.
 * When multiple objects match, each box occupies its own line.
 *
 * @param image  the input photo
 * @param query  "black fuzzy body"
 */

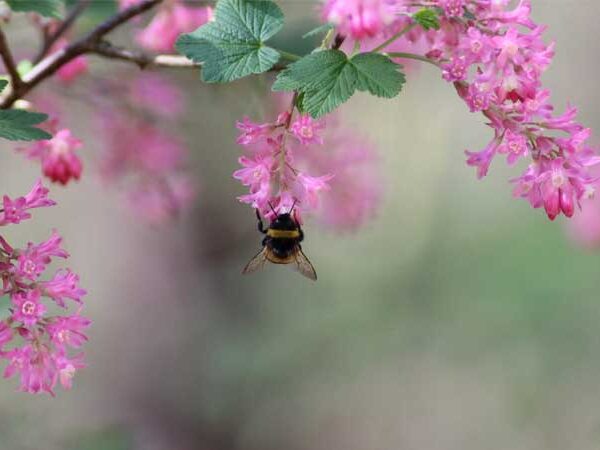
xmin=262 ymin=213 xmax=303 ymax=262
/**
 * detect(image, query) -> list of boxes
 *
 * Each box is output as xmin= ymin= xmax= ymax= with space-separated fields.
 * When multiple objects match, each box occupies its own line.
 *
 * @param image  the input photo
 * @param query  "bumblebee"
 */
xmin=242 ymin=207 xmax=317 ymax=281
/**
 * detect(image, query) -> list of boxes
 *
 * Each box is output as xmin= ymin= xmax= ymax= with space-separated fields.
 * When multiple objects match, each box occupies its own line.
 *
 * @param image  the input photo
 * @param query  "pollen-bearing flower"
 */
xmin=0 ymin=180 xmax=89 ymax=395
xmin=290 ymin=114 xmax=325 ymax=146
xmin=321 ymin=0 xmax=600 ymax=221
xmin=234 ymin=107 xmax=334 ymax=221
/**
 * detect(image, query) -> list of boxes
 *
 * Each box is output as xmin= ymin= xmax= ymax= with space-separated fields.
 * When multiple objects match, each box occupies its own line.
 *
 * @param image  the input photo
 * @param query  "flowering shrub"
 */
xmin=0 ymin=180 xmax=88 ymax=395
xmin=0 ymin=0 xmax=597 ymax=391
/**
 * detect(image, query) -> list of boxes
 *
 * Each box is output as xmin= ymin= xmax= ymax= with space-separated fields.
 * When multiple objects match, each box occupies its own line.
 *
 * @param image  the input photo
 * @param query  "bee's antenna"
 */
xmin=288 ymin=199 xmax=298 ymax=214
xmin=268 ymin=201 xmax=278 ymax=216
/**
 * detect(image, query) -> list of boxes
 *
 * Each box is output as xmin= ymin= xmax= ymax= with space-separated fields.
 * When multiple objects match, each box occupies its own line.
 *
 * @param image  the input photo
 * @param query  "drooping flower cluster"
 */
xmin=234 ymin=106 xmax=333 ymax=220
xmin=96 ymin=73 xmax=196 ymax=224
xmin=234 ymin=98 xmax=382 ymax=228
xmin=0 ymin=180 xmax=89 ymax=395
xmin=321 ymin=0 xmax=600 ymax=221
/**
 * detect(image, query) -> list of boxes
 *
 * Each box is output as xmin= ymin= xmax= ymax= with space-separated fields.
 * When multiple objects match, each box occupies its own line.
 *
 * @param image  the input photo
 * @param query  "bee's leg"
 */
xmin=256 ymin=209 xmax=267 ymax=234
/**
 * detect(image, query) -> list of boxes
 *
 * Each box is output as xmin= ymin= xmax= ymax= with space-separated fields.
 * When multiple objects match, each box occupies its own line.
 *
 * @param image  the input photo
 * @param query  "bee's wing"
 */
xmin=293 ymin=247 xmax=317 ymax=281
xmin=242 ymin=247 xmax=268 ymax=275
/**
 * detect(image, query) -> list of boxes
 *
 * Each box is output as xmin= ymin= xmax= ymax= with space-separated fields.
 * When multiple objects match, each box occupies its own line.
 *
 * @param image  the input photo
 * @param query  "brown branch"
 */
xmin=0 ymin=0 xmax=164 ymax=109
xmin=90 ymin=41 xmax=201 ymax=69
xmin=33 ymin=0 xmax=93 ymax=64
xmin=0 ymin=26 xmax=22 ymax=89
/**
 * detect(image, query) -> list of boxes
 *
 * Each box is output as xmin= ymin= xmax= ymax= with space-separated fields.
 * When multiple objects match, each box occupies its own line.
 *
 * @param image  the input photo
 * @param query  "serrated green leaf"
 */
xmin=273 ymin=50 xmax=405 ymax=118
xmin=6 ymin=0 xmax=64 ymax=18
xmin=0 ymin=110 xmax=52 ymax=141
xmin=175 ymin=0 xmax=284 ymax=83
xmin=413 ymin=8 xmax=440 ymax=30
xmin=351 ymin=53 xmax=405 ymax=98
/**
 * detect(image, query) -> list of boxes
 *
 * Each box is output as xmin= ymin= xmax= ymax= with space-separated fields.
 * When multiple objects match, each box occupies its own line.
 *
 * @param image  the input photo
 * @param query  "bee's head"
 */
xmin=271 ymin=213 xmax=297 ymax=230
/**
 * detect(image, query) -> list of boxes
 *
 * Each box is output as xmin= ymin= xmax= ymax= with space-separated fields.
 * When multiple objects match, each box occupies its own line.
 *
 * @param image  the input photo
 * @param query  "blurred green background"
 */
xmin=2 ymin=1 xmax=600 ymax=449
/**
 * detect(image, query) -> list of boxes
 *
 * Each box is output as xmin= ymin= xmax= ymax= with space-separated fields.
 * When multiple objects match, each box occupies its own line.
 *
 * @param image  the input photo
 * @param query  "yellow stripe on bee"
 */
xmin=267 ymin=229 xmax=300 ymax=239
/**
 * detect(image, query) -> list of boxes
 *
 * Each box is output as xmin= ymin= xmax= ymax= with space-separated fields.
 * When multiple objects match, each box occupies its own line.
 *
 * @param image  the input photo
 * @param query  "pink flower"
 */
xmin=465 ymin=139 xmax=499 ymax=179
xmin=0 ymin=180 xmax=55 ymax=226
xmin=46 ymin=315 xmax=90 ymax=349
xmin=290 ymin=115 xmax=324 ymax=146
xmin=322 ymin=0 xmax=398 ymax=39
xmin=52 ymin=39 xmax=88 ymax=84
xmin=11 ymin=290 xmax=46 ymax=327
xmin=14 ymin=230 xmax=69 ymax=281
xmin=4 ymin=345 xmax=56 ymax=395
xmin=236 ymin=117 xmax=275 ymax=146
xmin=55 ymin=352 xmax=85 ymax=390
xmin=295 ymin=173 xmax=334 ymax=210
xmin=497 ymin=130 xmax=529 ymax=165
xmin=40 ymin=269 xmax=86 ymax=307
xmin=0 ymin=184 xmax=88 ymax=395
xmin=21 ymin=129 xmax=83 ymax=185
xmin=136 ymin=3 xmax=213 ymax=52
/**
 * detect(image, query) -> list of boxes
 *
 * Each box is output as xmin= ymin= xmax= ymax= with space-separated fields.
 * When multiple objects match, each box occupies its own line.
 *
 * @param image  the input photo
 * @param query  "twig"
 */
xmin=90 ymin=41 xmax=201 ymax=69
xmin=33 ymin=0 xmax=93 ymax=64
xmin=0 ymin=0 xmax=164 ymax=108
xmin=0 ymin=26 xmax=22 ymax=88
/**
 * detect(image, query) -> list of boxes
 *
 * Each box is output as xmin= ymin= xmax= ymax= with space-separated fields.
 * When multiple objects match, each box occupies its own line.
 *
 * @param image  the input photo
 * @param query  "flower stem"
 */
xmin=372 ymin=23 xmax=417 ymax=53
xmin=278 ymin=50 xmax=303 ymax=62
xmin=386 ymin=52 xmax=440 ymax=68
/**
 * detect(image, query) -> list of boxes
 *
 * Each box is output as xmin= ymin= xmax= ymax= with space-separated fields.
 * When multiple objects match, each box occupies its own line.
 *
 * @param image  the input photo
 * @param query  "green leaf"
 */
xmin=351 ymin=53 xmax=406 ymax=98
xmin=0 ymin=110 xmax=52 ymax=141
xmin=0 ymin=79 xmax=7 ymax=93
xmin=413 ymin=8 xmax=440 ymax=30
xmin=6 ymin=0 xmax=64 ymax=18
xmin=175 ymin=0 xmax=284 ymax=83
xmin=302 ymin=23 xmax=334 ymax=39
xmin=273 ymin=50 xmax=405 ymax=118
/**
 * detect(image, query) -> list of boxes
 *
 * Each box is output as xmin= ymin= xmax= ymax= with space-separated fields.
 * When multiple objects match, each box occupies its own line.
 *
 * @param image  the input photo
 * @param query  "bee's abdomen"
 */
xmin=267 ymin=229 xmax=300 ymax=239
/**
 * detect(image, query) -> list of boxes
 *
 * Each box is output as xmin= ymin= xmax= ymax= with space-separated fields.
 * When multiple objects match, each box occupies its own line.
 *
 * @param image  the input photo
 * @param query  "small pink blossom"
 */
xmin=290 ymin=115 xmax=324 ymax=146
xmin=55 ymin=352 xmax=85 ymax=390
xmin=0 ymin=180 xmax=55 ymax=226
xmin=46 ymin=316 xmax=90 ymax=349
xmin=236 ymin=117 xmax=275 ymax=146
xmin=4 ymin=345 xmax=56 ymax=395
xmin=11 ymin=290 xmax=46 ymax=327
xmin=14 ymin=230 xmax=69 ymax=281
xmin=40 ymin=269 xmax=86 ymax=307
xmin=22 ymin=129 xmax=83 ymax=185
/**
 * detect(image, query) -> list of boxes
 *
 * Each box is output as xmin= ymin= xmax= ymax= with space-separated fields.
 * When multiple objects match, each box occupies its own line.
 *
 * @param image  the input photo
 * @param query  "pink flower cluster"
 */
xmin=234 ymin=110 xmax=332 ymax=220
xmin=234 ymin=100 xmax=382 ymax=228
xmin=19 ymin=118 xmax=83 ymax=186
xmin=96 ymin=73 xmax=196 ymax=224
xmin=134 ymin=0 xmax=213 ymax=52
xmin=322 ymin=0 xmax=600 ymax=221
xmin=0 ymin=180 xmax=89 ymax=395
